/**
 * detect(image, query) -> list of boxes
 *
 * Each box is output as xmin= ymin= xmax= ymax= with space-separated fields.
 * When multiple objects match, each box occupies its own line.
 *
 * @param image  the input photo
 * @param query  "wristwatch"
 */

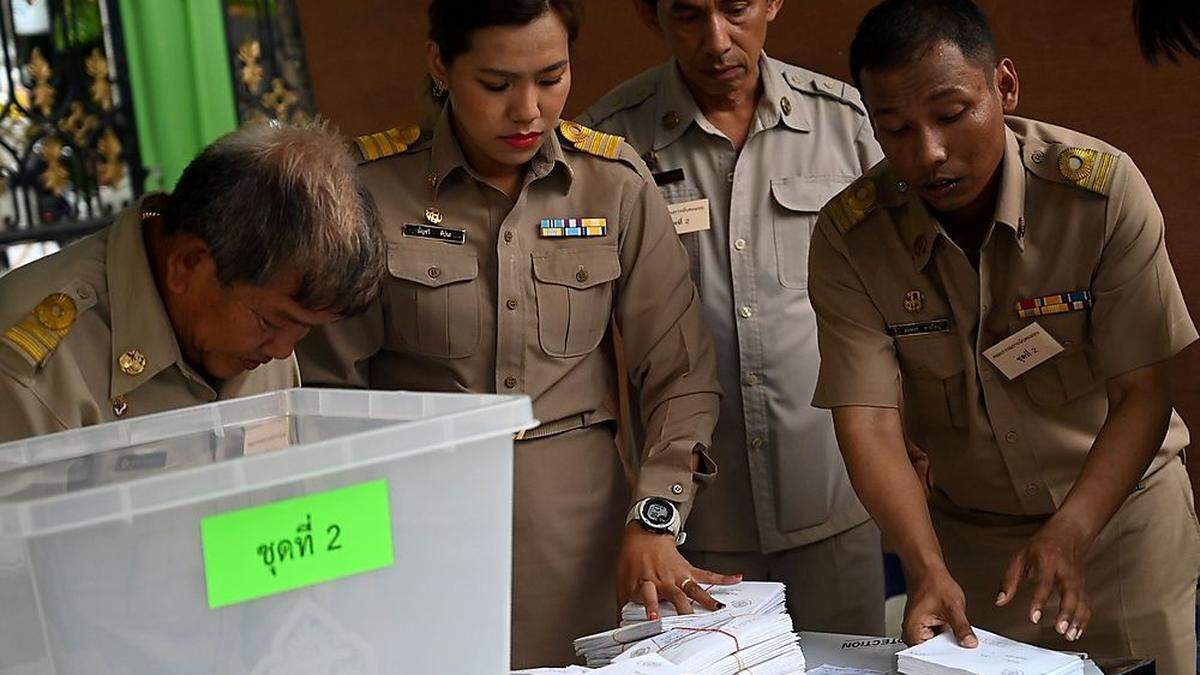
xmin=626 ymin=497 xmax=686 ymax=546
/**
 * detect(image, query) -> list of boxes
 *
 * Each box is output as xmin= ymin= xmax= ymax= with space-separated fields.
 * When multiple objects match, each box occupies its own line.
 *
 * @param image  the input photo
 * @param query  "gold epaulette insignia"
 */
xmin=827 ymin=178 xmax=879 ymax=234
xmin=559 ymin=120 xmax=623 ymax=160
xmin=2 ymin=293 xmax=77 ymax=367
xmin=1057 ymin=147 xmax=1118 ymax=195
xmin=354 ymin=124 xmax=422 ymax=163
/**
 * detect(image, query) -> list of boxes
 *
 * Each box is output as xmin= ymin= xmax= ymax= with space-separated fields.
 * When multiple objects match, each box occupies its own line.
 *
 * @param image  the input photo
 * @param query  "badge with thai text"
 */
xmin=403 ymin=222 xmax=466 ymax=245
xmin=983 ymin=322 xmax=1064 ymax=380
xmin=886 ymin=318 xmax=951 ymax=338
xmin=668 ymin=198 xmax=711 ymax=235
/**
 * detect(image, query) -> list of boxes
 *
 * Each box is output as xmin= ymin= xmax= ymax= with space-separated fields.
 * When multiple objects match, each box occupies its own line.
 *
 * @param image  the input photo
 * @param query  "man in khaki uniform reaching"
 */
xmin=0 ymin=121 xmax=386 ymax=443
xmin=809 ymin=1 xmax=1199 ymax=672
xmin=581 ymin=0 xmax=886 ymax=633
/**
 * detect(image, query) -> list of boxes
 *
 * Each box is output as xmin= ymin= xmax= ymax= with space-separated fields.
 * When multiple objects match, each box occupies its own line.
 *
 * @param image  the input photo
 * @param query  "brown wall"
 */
xmin=296 ymin=0 xmax=1200 ymax=424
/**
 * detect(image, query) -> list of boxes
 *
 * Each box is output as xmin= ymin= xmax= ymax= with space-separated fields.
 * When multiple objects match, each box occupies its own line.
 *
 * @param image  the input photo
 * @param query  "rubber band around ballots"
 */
xmin=673 ymin=626 xmax=745 ymax=671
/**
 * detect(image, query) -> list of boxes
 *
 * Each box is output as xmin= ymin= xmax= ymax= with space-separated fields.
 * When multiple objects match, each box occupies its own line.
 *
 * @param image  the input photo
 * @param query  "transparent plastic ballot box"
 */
xmin=0 ymin=388 xmax=535 ymax=675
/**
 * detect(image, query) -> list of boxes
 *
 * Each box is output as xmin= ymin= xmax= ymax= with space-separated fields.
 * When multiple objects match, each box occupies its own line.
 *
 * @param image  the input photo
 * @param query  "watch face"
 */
xmin=641 ymin=498 xmax=675 ymax=527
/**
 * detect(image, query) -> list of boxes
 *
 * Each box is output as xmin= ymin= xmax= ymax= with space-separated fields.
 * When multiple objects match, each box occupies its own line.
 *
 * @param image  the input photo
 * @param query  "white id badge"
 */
xmin=983 ymin=322 xmax=1064 ymax=380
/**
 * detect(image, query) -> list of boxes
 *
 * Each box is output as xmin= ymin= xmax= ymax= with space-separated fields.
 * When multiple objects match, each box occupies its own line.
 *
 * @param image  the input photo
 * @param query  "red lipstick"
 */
xmin=501 ymin=131 xmax=542 ymax=149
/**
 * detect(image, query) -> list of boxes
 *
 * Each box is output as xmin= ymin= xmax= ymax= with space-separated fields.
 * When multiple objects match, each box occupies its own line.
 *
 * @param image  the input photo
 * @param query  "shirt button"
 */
xmin=745 ymin=373 xmax=760 ymax=386
xmin=75 ymin=285 xmax=91 ymax=300
xmin=504 ymin=376 xmax=518 ymax=389
xmin=506 ymin=298 xmax=519 ymax=310
xmin=1005 ymin=431 xmax=1019 ymax=443
xmin=427 ymin=266 xmax=441 ymax=280
xmin=982 ymin=370 xmax=992 ymax=382
xmin=750 ymin=437 xmax=764 ymax=450
xmin=1032 ymin=150 xmax=1046 ymax=164
xmin=576 ymin=269 xmax=589 ymax=283
xmin=726 ymin=171 xmax=735 ymax=183
xmin=1025 ymin=483 xmax=1039 ymax=496
xmin=503 ymin=231 xmax=514 ymax=243
xmin=670 ymin=483 xmax=685 ymax=496
xmin=739 ymin=306 xmax=753 ymax=319
xmin=733 ymin=238 xmax=747 ymax=251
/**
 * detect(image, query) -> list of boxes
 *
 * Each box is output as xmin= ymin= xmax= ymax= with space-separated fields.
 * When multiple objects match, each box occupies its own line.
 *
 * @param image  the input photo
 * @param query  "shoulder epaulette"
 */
xmin=1051 ymin=146 xmax=1120 ymax=195
xmin=558 ymin=120 xmax=624 ymax=160
xmin=2 ymin=293 xmax=78 ymax=369
xmin=825 ymin=177 xmax=880 ymax=234
xmin=353 ymin=123 xmax=423 ymax=164
xmin=581 ymin=79 xmax=657 ymax=127
xmin=784 ymin=70 xmax=867 ymax=115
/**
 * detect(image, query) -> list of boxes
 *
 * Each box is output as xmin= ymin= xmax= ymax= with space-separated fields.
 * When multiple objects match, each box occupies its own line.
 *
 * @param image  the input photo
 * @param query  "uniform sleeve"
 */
xmin=294 ymin=299 xmax=385 ymax=388
xmin=0 ymin=372 xmax=68 ymax=443
xmin=1090 ymin=155 xmax=1198 ymax=378
xmin=614 ymin=176 xmax=721 ymax=520
xmin=808 ymin=214 xmax=903 ymax=408
xmin=854 ymin=116 xmax=884 ymax=173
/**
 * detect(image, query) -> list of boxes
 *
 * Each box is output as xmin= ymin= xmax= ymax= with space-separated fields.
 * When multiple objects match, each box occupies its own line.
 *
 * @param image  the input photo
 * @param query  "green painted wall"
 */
xmin=118 ymin=0 xmax=237 ymax=190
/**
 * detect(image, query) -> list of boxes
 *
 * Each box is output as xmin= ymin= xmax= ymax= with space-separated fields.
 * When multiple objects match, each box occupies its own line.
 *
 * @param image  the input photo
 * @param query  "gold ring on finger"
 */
xmin=679 ymin=577 xmax=697 ymax=591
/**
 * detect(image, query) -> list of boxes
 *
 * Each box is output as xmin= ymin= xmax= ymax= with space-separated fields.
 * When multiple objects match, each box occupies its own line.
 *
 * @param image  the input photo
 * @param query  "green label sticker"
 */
xmin=200 ymin=479 xmax=394 ymax=609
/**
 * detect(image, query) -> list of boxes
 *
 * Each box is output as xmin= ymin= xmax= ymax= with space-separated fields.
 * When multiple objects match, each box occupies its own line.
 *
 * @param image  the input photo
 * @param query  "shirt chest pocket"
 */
xmin=532 ymin=247 xmax=621 ymax=358
xmin=1007 ymin=312 xmax=1097 ymax=406
xmin=770 ymin=176 xmax=852 ymax=290
xmin=896 ymin=334 xmax=969 ymax=431
xmin=384 ymin=245 xmax=481 ymax=359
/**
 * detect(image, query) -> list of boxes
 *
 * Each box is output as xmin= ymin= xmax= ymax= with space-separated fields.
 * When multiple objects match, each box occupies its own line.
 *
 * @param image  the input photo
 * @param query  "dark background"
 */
xmin=294 ymin=0 xmax=1200 ymax=440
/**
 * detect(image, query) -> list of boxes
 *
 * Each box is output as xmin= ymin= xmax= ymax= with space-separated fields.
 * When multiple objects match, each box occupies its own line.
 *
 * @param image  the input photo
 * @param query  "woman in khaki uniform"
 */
xmin=297 ymin=0 xmax=737 ymax=668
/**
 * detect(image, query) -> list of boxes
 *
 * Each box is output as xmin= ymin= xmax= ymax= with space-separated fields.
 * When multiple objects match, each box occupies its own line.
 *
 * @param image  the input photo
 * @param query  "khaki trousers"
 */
xmin=685 ymin=519 xmax=886 ymax=635
xmin=510 ymin=426 xmax=630 ymax=669
xmin=931 ymin=459 xmax=1200 ymax=675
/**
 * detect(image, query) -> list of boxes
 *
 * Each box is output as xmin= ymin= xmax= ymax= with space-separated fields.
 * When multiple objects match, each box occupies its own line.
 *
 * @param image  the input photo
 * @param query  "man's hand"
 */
xmin=903 ymin=567 xmax=978 ymax=648
xmin=996 ymin=518 xmax=1091 ymax=641
xmin=617 ymin=524 xmax=741 ymax=620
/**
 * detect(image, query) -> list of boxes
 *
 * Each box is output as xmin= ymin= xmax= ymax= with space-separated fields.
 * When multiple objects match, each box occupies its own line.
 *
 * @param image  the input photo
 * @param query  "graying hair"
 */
xmin=163 ymin=119 xmax=386 ymax=316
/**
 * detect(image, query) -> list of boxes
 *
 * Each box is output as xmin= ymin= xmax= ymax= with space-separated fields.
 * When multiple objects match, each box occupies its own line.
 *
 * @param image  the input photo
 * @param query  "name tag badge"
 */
xmin=402 ymin=223 xmax=466 ymax=245
xmin=886 ymin=318 xmax=952 ymax=338
xmin=668 ymin=198 xmax=711 ymax=235
xmin=983 ymin=322 xmax=1064 ymax=380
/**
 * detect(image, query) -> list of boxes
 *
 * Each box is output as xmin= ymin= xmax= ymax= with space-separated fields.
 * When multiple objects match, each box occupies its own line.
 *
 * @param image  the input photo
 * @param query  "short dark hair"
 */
xmin=164 ymin=121 xmax=386 ymax=317
xmin=849 ymin=0 xmax=997 ymax=92
xmin=1134 ymin=0 xmax=1200 ymax=64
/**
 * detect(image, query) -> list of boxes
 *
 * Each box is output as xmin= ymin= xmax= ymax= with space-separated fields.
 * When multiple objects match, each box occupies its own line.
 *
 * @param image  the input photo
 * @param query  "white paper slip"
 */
xmin=242 ymin=416 xmax=291 ymax=455
xmin=807 ymin=666 xmax=888 ymax=675
xmin=897 ymin=627 xmax=1085 ymax=675
xmin=982 ymin=322 xmax=1064 ymax=380
xmin=668 ymin=198 xmax=711 ymax=234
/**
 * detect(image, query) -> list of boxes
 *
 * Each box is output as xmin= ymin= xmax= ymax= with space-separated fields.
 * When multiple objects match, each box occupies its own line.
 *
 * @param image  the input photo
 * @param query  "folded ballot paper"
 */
xmin=575 ymin=582 xmax=790 ymax=668
xmin=897 ymin=628 xmax=1086 ymax=675
xmin=615 ymin=614 xmax=804 ymax=674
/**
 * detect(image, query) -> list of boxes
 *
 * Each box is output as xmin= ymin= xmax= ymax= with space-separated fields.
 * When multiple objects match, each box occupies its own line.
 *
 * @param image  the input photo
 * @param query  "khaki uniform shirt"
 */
xmin=810 ymin=117 xmax=1197 ymax=515
xmin=297 ymin=107 xmax=721 ymax=512
xmin=582 ymin=56 xmax=882 ymax=552
xmin=0 ymin=197 xmax=300 ymax=445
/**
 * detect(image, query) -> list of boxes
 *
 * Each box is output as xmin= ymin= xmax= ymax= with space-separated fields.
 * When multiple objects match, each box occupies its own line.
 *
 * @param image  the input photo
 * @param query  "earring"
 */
xmin=432 ymin=78 xmax=448 ymax=97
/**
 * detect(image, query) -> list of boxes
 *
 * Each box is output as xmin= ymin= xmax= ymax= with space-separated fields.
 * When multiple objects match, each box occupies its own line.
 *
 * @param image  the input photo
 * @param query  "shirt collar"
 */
xmin=899 ymin=126 xmax=1029 ymax=270
xmin=993 ymin=126 xmax=1028 ymax=248
xmin=106 ymin=195 xmax=190 ymax=399
xmin=652 ymin=54 xmax=810 ymax=151
xmin=429 ymin=103 xmax=571 ymax=196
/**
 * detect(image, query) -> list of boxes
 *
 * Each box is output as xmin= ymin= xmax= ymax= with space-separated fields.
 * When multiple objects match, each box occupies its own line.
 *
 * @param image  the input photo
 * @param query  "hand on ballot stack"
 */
xmin=617 ymin=524 xmax=743 ymax=621
xmin=903 ymin=566 xmax=978 ymax=650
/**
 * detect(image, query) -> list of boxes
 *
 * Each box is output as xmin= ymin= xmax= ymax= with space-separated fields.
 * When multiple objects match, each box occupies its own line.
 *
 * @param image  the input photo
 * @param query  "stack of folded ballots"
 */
xmin=897 ymin=628 xmax=1086 ymax=675
xmin=573 ymin=582 xmax=802 ymax=673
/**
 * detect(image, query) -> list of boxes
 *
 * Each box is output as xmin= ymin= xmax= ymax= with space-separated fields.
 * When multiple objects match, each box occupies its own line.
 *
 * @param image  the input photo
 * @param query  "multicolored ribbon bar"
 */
xmin=539 ymin=217 xmax=607 ymax=238
xmin=1015 ymin=290 xmax=1093 ymax=319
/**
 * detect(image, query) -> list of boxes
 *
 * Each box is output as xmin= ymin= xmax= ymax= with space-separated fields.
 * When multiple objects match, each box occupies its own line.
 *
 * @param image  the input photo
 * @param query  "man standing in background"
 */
xmin=582 ymin=0 xmax=885 ymax=633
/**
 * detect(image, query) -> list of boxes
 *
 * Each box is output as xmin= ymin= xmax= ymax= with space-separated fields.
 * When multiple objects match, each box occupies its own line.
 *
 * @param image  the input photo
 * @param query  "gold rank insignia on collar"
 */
xmin=826 ymin=177 xmax=880 ymax=234
xmin=354 ymin=123 xmax=422 ymax=163
xmin=2 ymin=293 xmax=77 ymax=368
xmin=1057 ymin=147 xmax=1117 ymax=195
xmin=558 ymin=120 xmax=623 ymax=160
xmin=119 ymin=349 xmax=147 ymax=376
